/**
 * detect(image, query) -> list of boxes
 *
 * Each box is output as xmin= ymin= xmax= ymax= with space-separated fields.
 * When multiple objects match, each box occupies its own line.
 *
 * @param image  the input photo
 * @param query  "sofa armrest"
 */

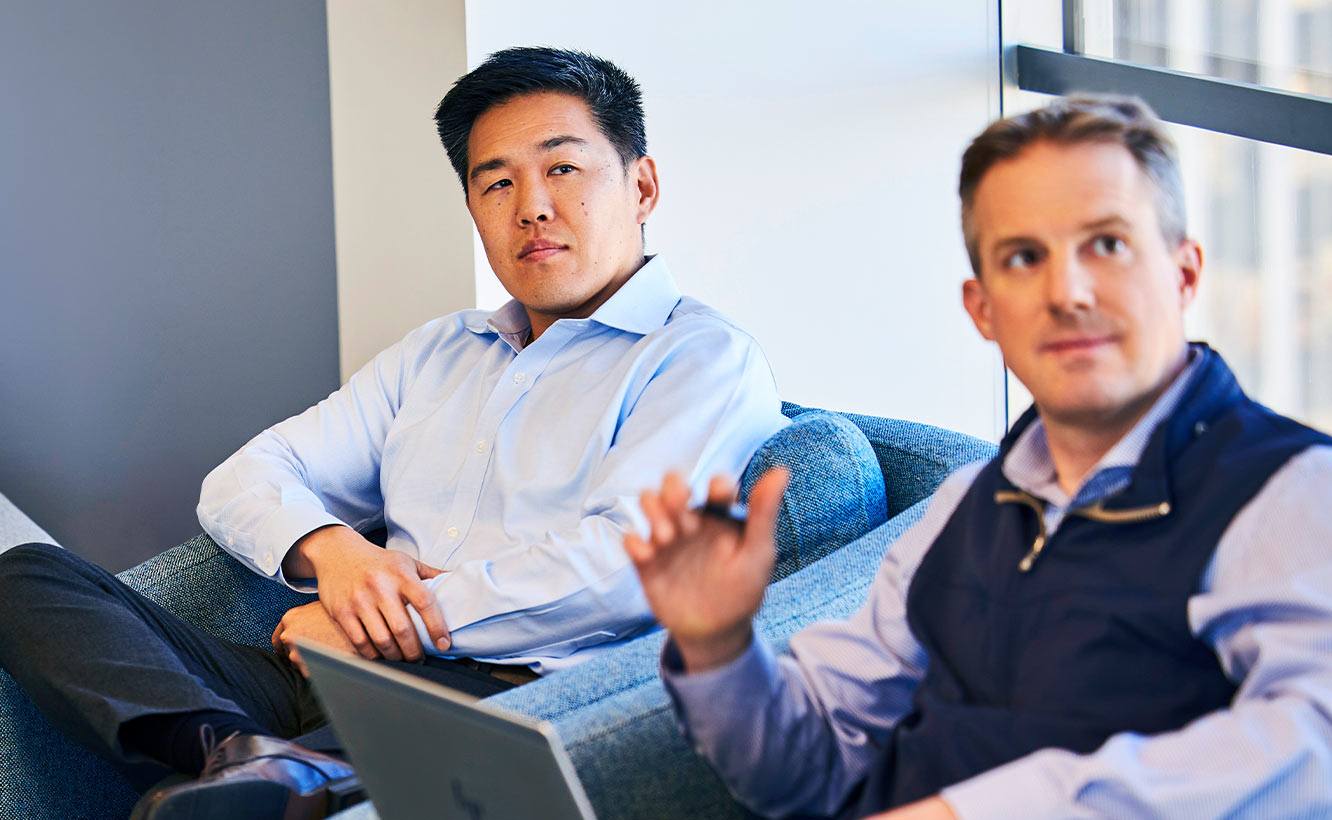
xmin=485 ymin=500 xmax=931 ymax=819
xmin=117 ymin=533 xmax=312 ymax=649
xmin=781 ymin=405 xmax=994 ymax=519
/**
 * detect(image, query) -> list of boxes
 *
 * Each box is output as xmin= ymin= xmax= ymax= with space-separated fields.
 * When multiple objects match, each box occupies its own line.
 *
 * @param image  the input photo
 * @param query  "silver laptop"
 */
xmin=298 ymin=641 xmax=596 ymax=820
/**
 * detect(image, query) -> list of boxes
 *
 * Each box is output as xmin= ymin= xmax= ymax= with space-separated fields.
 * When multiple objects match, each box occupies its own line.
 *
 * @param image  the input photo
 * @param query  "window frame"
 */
xmin=1010 ymin=0 xmax=1332 ymax=156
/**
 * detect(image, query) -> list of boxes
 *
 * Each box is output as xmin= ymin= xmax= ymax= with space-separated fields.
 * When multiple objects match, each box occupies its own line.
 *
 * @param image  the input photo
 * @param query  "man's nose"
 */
xmin=1045 ymin=250 xmax=1096 ymax=314
xmin=516 ymin=181 xmax=554 ymax=226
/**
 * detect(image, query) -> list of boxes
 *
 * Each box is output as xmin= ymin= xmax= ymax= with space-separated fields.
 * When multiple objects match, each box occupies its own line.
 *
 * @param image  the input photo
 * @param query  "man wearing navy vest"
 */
xmin=626 ymin=95 xmax=1332 ymax=818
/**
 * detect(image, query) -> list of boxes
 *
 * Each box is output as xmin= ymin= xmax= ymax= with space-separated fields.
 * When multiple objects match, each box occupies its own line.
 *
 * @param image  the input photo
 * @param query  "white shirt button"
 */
xmin=447 ymin=526 xmax=460 ymax=539
xmin=475 ymin=439 xmax=488 ymax=453
xmin=513 ymin=372 xmax=527 ymax=384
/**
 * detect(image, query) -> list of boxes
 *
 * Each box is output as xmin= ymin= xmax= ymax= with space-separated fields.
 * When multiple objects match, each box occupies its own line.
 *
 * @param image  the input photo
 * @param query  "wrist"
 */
xmin=675 ymin=622 xmax=754 ymax=673
xmin=285 ymin=524 xmax=352 ymax=578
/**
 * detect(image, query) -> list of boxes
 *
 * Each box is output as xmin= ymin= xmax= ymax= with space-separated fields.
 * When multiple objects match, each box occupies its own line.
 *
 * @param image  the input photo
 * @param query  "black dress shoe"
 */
xmin=130 ymin=732 xmax=364 ymax=820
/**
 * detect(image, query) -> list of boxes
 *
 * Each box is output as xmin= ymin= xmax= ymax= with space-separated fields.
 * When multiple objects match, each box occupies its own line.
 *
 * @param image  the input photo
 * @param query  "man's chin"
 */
xmin=518 ymin=294 xmax=598 ymax=323
xmin=1035 ymin=385 xmax=1158 ymax=433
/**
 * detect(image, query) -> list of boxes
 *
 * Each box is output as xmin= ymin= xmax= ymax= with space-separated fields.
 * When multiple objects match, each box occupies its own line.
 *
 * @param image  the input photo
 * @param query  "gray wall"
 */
xmin=1 ymin=1 xmax=340 ymax=571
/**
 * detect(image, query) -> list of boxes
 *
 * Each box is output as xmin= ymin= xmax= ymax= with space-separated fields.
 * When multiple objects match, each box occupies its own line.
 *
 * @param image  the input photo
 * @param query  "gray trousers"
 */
xmin=0 ymin=542 xmax=515 ymax=788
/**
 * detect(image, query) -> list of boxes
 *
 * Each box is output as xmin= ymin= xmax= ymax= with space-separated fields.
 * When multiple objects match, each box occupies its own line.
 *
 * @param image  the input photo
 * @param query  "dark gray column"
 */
xmin=0 ymin=0 xmax=340 ymax=571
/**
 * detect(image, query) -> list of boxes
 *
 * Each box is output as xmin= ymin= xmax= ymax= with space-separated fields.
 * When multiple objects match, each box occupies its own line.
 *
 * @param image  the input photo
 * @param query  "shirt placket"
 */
xmin=435 ymin=323 xmax=580 ymax=567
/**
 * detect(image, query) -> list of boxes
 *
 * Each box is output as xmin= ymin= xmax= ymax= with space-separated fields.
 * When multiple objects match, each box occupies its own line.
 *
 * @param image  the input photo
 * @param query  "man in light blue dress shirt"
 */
xmin=0 ymin=47 xmax=785 ymax=819
xmin=629 ymin=96 xmax=1332 ymax=818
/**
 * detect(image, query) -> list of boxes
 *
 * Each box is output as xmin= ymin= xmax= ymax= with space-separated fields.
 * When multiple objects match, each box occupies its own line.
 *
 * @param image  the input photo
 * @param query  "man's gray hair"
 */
xmin=958 ymin=94 xmax=1187 ymax=275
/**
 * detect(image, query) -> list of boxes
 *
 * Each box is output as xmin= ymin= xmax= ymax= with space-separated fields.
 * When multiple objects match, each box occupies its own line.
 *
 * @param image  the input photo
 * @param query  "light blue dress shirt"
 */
xmin=664 ymin=356 xmax=1332 ymax=818
xmin=198 ymin=257 xmax=787 ymax=672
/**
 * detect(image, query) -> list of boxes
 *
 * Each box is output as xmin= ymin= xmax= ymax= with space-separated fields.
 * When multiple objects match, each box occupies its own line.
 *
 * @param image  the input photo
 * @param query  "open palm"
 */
xmin=626 ymin=468 xmax=789 ymax=671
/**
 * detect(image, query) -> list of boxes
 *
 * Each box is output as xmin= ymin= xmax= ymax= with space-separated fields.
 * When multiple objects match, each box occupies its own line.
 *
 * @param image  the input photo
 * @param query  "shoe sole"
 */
xmin=132 ymin=777 xmax=346 ymax=820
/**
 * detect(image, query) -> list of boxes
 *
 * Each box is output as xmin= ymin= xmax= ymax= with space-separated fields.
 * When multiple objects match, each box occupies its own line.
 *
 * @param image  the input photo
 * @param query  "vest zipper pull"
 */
xmin=995 ymin=490 xmax=1051 ymax=574
xmin=1018 ymin=533 xmax=1046 ymax=573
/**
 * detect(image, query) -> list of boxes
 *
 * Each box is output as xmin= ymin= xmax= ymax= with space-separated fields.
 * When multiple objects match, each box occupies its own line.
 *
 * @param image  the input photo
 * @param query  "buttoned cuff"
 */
xmin=255 ymin=504 xmax=343 ymax=586
xmin=941 ymin=749 xmax=1073 ymax=820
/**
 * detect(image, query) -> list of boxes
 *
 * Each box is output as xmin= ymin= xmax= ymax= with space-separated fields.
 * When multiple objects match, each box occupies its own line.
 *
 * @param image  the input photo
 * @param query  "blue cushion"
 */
xmin=740 ymin=411 xmax=888 ymax=580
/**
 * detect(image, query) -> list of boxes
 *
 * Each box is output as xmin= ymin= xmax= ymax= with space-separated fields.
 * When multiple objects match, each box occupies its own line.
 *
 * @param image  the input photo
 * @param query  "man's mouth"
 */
xmin=518 ymin=240 xmax=568 ymax=261
xmin=1040 ymin=335 xmax=1117 ymax=354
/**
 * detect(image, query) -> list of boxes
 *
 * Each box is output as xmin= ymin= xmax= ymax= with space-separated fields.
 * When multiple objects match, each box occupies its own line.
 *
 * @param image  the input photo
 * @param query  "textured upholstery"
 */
xmin=0 ymin=407 xmax=994 ymax=820
xmin=740 ymin=409 xmax=888 ymax=581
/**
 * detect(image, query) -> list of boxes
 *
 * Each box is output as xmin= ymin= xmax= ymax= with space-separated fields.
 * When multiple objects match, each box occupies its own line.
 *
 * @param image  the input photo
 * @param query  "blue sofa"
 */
xmin=0 ymin=404 xmax=993 ymax=820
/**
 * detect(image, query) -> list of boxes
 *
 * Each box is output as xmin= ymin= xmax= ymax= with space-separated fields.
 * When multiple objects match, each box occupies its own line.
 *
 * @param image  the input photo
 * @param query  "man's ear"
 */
xmin=632 ymin=155 xmax=660 ymax=224
xmin=962 ymin=276 xmax=996 ymax=342
xmin=1174 ymin=237 xmax=1203 ymax=310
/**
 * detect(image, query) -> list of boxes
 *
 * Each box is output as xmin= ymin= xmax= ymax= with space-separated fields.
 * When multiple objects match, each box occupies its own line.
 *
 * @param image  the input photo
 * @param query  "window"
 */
xmin=1007 ymin=0 xmax=1332 ymax=430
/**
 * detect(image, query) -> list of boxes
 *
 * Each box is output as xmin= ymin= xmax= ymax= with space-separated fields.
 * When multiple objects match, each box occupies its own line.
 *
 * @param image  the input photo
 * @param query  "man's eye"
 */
xmin=484 ymin=179 xmax=511 ymax=193
xmin=550 ymin=164 xmax=576 ymax=175
xmin=1002 ymin=248 xmax=1040 ymax=269
xmin=1091 ymin=235 xmax=1126 ymax=257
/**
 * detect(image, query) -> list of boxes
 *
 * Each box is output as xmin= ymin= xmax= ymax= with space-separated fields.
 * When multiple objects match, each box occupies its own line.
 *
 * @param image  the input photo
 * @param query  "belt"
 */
xmin=457 ymin=658 xmax=540 ymax=687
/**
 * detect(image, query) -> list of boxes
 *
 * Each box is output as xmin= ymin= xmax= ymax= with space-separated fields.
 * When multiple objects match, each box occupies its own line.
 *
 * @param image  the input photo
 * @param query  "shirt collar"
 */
xmin=462 ymin=255 xmax=681 ymax=341
xmin=1002 ymin=348 xmax=1203 ymax=505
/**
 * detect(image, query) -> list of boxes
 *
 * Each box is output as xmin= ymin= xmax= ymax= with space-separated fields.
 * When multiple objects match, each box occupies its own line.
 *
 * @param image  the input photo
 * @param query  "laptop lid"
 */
xmin=298 ymin=641 xmax=596 ymax=820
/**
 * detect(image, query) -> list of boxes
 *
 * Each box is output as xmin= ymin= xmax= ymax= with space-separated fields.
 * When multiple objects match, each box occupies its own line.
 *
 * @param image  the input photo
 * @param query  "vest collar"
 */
xmin=998 ymin=344 xmax=1247 ymax=513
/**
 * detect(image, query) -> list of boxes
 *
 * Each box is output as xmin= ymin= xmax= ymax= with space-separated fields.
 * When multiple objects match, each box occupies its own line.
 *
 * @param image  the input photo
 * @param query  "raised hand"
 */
xmin=283 ymin=525 xmax=451 ymax=662
xmin=625 ymin=467 xmax=788 ymax=672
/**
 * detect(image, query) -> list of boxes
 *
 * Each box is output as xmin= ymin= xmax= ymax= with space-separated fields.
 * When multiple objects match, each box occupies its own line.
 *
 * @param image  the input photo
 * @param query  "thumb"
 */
xmin=416 ymin=561 xmax=446 ymax=580
xmin=742 ymin=466 xmax=789 ymax=552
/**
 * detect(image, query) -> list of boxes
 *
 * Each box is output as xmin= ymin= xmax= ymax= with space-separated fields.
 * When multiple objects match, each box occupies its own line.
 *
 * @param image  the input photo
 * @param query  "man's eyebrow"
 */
xmin=987 ymin=215 xmax=1134 ymax=252
xmin=468 ymin=136 xmax=590 ymax=183
xmin=1081 ymin=215 xmax=1132 ymax=232
xmin=540 ymin=135 xmax=587 ymax=151
xmin=989 ymin=235 xmax=1039 ymax=254
xmin=469 ymin=157 xmax=507 ymax=182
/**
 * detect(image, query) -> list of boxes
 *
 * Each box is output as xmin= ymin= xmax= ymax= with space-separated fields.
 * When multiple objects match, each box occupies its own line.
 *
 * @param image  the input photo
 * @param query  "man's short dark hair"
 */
xmin=434 ymin=47 xmax=647 ymax=193
xmin=958 ymin=94 xmax=1186 ymax=275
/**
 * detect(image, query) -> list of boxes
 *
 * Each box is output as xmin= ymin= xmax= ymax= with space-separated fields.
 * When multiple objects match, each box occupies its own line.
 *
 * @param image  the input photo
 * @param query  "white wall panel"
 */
xmin=464 ymin=0 xmax=1006 ymax=440
xmin=326 ymin=0 xmax=475 ymax=379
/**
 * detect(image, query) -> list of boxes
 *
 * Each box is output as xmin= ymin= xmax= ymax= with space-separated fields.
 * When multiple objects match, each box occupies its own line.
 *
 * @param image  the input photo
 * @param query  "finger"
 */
xmin=661 ymin=472 xmax=705 ymax=538
xmin=356 ymin=600 xmax=402 ymax=661
xmin=623 ymin=532 xmax=655 ymax=566
xmin=289 ymin=647 xmax=311 ymax=678
xmin=707 ymin=474 xmax=739 ymax=506
xmin=332 ymin=607 xmax=378 ymax=660
xmin=402 ymin=580 xmax=452 ymax=652
xmin=380 ymin=598 xmax=425 ymax=661
xmin=271 ymin=620 xmax=284 ymax=651
xmin=415 ymin=560 xmax=446 ymax=580
xmin=639 ymin=489 xmax=676 ymax=546
xmin=661 ymin=472 xmax=692 ymax=516
xmin=741 ymin=467 xmax=789 ymax=553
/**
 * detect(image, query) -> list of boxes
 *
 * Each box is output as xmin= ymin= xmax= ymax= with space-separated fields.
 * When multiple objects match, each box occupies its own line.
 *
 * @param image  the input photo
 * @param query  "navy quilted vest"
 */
xmin=849 ymin=346 xmax=1331 ymax=814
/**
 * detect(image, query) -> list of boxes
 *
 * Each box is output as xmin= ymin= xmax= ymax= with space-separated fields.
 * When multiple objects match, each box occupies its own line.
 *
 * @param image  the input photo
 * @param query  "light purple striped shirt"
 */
xmin=664 ymin=357 xmax=1332 ymax=818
